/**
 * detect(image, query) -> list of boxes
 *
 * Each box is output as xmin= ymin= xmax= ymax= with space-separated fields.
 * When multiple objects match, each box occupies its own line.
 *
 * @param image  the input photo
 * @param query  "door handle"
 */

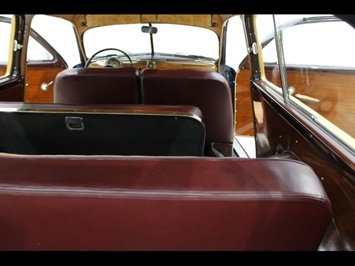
xmin=41 ymin=81 xmax=54 ymax=91
xmin=294 ymin=93 xmax=320 ymax=104
xmin=288 ymin=86 xmax=320 ymax=104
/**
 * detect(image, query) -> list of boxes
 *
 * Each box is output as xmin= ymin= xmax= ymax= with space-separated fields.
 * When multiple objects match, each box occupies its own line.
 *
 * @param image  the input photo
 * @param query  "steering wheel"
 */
xmin=84 ymin=48 xmax=133 ymax=68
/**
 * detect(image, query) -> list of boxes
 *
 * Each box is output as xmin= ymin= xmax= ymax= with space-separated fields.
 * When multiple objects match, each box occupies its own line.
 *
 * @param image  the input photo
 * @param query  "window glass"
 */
xmin=260 ymin=14 xmax=355 ymax=148
xmin=256 ymin=15 xmax=283 ymax=91
xmin=27 ymin=36 xmax=54 ymax=61
xmin=84 ymin=23 xmax=219 ymax=60
xmin=31 ymin=15 xmax=80 ymax=68
xmin=282 ymin=20 xmax=355 ymax=67
xmin=276 ymin=15 xmax=355 ymax=141
xmin=225 ymin=15 xmax=248 ymax=71
xmin=0 ymin=14 xmax=13 ymax=78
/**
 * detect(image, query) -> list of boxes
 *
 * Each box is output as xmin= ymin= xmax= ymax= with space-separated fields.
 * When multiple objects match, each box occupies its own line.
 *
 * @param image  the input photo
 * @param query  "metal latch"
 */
xmin=13 ymin=40 xmax=23 ymax=51
xmin=248 ymin=42 xmax=258 ymax=55
xmin=65 ymin=117 xmax=85 ymax=131
xmin=41 ymin=81 xmax=54 ymax=91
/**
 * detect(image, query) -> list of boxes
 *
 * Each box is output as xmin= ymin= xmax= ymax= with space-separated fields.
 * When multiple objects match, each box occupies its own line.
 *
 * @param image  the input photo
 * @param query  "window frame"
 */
xmin=259 ymin=14 xmax=355 ymax=152
xmin=0 ymin=15 xmax=15 ymax=79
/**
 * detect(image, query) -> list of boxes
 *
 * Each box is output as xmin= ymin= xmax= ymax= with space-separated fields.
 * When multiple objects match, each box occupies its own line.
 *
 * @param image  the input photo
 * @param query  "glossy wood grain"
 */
xmin=236 ymin=67 xmax=355 ymax=139
xmin=235 ymin=68 xmax=254 ymax=136
xmin=252 ymin=83 xmax=355 ymax=250
xmin=133 ymin=60 xmax=217 ymax=72
xmin=25 ymin=66 xmax=66 ymax=103
xmin=266 ymin=68 xmax=355 ymax=138
xmin=91 ymin=60 xmax=218 ymax=72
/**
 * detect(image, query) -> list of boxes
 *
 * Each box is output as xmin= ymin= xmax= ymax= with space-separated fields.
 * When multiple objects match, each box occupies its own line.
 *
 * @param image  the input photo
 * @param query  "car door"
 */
xmin=236 ymin=15 xmax=355 ymax=139
xmin=0 ymin=15 xmax=25 ymax=101
xmin=0 ymin=14 xmax=68 ymax=103
xmin=24 ymin=28 xmax=67 ymax=103
xmin=244 ymin=14 xmax=355 ymax=250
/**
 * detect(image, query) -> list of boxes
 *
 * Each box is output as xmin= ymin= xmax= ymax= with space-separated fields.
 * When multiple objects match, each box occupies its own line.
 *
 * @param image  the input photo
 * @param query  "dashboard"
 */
xmin=88 ymin=55 xmax=218 ymax=73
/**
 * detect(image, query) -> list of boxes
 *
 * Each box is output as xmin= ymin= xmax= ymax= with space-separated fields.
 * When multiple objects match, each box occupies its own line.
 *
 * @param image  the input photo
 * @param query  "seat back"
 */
xmin=0 ymin=156 xmax=332 ymax=251
xmin=54 ymin=67 xmax=139 ymax=104
xmin=0 ymin=102 xmax=205 ymax=156
xmin=141 ymin=69 xmax=234 ymax=156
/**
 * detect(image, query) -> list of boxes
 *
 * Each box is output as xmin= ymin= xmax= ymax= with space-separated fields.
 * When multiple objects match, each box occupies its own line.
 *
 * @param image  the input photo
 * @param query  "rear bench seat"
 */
xmin=0 ymin=155 xmax=332 ymax=251
xmin=0 ymin=102 xmax=205 ymax=156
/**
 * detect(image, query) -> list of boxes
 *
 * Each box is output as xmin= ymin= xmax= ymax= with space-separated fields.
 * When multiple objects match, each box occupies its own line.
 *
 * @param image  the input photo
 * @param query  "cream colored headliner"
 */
xmin=48 ymin=14 xmax=237 ymax=38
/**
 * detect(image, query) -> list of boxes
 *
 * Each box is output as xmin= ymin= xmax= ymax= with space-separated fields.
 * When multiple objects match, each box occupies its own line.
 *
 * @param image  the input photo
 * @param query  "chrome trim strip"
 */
xmin=0 ymin=106 xmax=203 ymax=123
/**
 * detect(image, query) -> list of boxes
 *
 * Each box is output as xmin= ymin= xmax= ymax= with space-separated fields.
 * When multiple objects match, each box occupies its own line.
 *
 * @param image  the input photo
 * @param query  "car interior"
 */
xmin=0 ymin=13 xmax=353 ymax=251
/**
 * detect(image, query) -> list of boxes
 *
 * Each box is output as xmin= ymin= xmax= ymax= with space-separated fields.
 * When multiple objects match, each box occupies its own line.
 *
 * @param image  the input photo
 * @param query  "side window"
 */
xmin=279 ymin=15 xmax=355 ymax=145
xmin=31 ymin=15 xmax=80 ymax=68
xmin=0 ymin=15 xmax=13 ymax=78
xmin=260 ymin=14 xmax=355 ymax=149
xmin=256 ymin=15 xmax=283 ymax=93
xmin=225 ymin=15 xmax=248 ymax=71
xmin=281 ymin=21 xmax=355 ymax=68
xmin=27 ymin=36 xmax=54 ymax=62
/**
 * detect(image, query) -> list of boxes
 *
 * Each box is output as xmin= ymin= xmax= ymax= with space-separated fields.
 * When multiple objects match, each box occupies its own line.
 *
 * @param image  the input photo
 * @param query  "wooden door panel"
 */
xmin=252 ymin=82 xmax=355 ymax=250
xmin=236 ymin=67 xmax=355 ymax=138
xmin=265 ymin=69 xmax=355 ymax=139
xmin=235 ymin=69 xmax=254 ymax=136
xmin=25 ymin=66 xmax=66 ymax=103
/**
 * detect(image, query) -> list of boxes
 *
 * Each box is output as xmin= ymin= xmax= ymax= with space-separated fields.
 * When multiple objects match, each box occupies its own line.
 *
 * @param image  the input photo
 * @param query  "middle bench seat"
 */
xmin=0 ymin=102 xmax=205 ymax=156
xmin=53 ymin=67 xmax=235 ymax=156
xmin=54 ymin=67 xmax=140 ymax=104
xmin=140 ymin=69 xmax=235 ymax=156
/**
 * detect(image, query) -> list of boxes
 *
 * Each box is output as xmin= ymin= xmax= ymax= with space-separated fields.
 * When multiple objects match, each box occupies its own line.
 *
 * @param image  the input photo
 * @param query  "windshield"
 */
xmin=83 ymin=23 xmax=219 ymax=60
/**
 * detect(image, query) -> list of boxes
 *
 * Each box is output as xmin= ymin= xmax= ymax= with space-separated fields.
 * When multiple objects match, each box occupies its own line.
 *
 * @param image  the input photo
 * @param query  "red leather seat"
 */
xmin=141 ymin=69 xmax=234 ymax=156
xmin=54 ymin=67 xmax=139 ymax=104
xmin=0 ymin=156 xmax=332 ymax=251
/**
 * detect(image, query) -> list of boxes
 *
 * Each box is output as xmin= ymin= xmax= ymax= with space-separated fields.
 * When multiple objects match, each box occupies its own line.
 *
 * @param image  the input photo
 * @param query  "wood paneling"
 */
xmin=121 ymin=60 xmax=217 ymax=72
xmin=25 ymin=67 xmax=66 ymax=103
xmin=255 ymin=90 xmax=355 ymax=250
xmin=235 ymin=69 xmax=254 ymax=136
xmin=236 ymin=67 xmax=355 ymax=139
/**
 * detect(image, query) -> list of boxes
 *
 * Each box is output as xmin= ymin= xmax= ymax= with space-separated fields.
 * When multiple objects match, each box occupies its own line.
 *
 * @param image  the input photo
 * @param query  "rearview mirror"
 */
xmin=141 ymin=26 xmax=158 ymax=34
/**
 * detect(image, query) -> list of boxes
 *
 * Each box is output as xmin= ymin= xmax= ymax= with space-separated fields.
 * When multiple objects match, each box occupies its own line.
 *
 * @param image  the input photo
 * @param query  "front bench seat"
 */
xmin=54 ymin=67 xmax=139 ymax=104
